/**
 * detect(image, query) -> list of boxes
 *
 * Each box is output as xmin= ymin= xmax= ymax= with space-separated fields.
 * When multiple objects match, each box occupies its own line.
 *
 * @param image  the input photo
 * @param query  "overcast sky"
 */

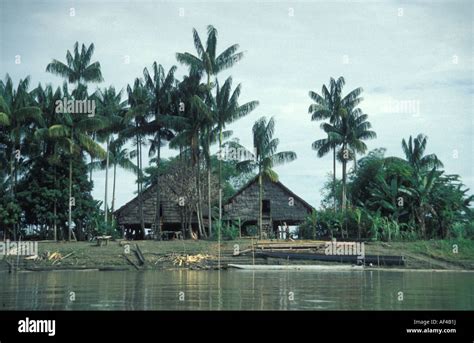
xmin=1 ymin=0 xmax=472 ymax=208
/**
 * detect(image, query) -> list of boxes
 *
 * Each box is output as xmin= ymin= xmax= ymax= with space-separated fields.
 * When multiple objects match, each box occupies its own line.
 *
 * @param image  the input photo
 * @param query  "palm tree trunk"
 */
xmin=10 ymin=146 xmax=16 ymax=241
xmin=136 ymin=133 xmax=145 ymax=239
xmin=342 ymin=145 xmax=347 ymax=210
xmin=104 ymin=137 xmax=110 ymax=224
xmin=218 ymin=127 xmax=223 ymax=228
xmin=111 ymin=162 xmax=117 ymax=215
xmin=68 ymin=146 xmax=73 ymax=241
xmin=53 ymin=163 xmax=57 ymax=242
xmin=196 ymin=150 xmax=204 ymax=238
xmin=333 ymin=146 xmax=336 ymax=210
xmin=207 ymin=134 xmax=212 ymax=237
xmin=155 ymin=131 xmax=162 ymax=240
xmin=89 ymin=133 xmax=95 ymax=182
xmin=258 ymin=172 xmax=263 ymax=239
xmin=206 ymin=73 xmax=212 ymax=238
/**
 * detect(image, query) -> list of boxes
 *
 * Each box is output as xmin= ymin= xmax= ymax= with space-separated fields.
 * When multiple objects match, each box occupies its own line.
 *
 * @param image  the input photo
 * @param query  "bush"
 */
xmin=212 ymin=221 xmax=240 ymax=240
xmin=450 ymin=222 xmax=474 ymax=240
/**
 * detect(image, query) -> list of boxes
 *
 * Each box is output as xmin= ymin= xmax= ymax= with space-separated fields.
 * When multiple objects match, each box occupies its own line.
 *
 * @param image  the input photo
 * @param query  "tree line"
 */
xmin=1 ymin=25 xmax=471 ymax=241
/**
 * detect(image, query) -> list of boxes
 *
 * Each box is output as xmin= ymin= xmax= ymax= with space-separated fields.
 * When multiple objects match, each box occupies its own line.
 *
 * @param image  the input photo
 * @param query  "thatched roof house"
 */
xmin=223 ymin=176 xmax=314 ymax=236
xmin=114 ymin=180 xmax=199 ymax=238
xmin=115 ymin=174 xmax=313 ymax=239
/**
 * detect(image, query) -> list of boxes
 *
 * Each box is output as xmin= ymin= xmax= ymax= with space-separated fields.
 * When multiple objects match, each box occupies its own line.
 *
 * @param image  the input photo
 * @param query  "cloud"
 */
xmin=1 ymin=0 xmax=472 ymax=208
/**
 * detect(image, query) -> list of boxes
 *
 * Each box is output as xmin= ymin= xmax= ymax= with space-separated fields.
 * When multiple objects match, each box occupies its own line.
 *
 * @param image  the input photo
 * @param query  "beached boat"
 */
xmin=228 ymin=264 xmax=364 ymax=271
xmin=255 ymin=251 xmax=405 ymax=266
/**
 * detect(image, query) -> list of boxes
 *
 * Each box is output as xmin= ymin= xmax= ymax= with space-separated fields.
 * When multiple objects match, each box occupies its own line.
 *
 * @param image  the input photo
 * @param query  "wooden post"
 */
xmin=238 ymin=217 xmax=241 ymax=238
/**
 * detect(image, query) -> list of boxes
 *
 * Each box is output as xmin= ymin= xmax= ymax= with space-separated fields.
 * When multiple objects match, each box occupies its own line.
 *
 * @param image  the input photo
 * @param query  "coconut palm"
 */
xmin=47 ymin=100 xmax=106 ymax=240
xmin=143 ymin=62 xmax=179 ymax=239
xmin=176 ymin=25 xmax=244 ymax=85
xmin=212 ymin=77 xmax=259 ymax=225
xmin=402 ymin=134 xmax=443 ymax=173
xmin=309 ymin=77 xmax=363 ymax=208
xmin=319 ymin=108 xmax=376 ymax=209
xmin=94 ymin=86 xmax=126 ymax=223
xmin=176 ymin=25 xmax=244 ymax=236
xmin=122 ymin=78 xmax=151 ymax=239
xmin=237 ymin=116 xmax=297 ymax=238
xmin=46 ymin=42 xmax=104 ymax=240
xmin=169 ymin=74 xmax=212 ymax=237
xmin=46 ymin=42 xmax=103 ymax=87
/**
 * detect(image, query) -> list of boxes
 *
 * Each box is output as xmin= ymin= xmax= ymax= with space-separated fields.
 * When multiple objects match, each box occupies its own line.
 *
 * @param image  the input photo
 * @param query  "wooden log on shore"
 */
xmin=254 ymin=242 xmax=325 ymax=250
xmin=25 ymin=266 xmax=98 ymax=272
xmin=123 ymin=254 xmax=140 ymax=270
xmin=135 ymin=244 xmax=146 ymax=265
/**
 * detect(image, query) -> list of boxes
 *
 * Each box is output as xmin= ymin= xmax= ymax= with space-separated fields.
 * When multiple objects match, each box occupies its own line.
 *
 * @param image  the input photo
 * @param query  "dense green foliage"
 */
xmin=300 ymin=141 xmax=473 ymax=241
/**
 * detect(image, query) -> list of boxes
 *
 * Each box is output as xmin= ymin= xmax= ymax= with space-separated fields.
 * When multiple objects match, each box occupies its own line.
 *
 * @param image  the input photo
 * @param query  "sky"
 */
xmin=1 ymin=0 xmax=473 ymax=209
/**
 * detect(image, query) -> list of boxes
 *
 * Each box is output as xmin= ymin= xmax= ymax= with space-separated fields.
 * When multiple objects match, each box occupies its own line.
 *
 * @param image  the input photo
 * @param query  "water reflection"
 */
xmin=0 ymin=270 xmax=472 ymax=310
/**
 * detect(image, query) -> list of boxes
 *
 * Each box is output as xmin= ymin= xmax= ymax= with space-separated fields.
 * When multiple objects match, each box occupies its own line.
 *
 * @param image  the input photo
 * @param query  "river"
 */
xmin=0 ymin=270 xmax=472 ymax=310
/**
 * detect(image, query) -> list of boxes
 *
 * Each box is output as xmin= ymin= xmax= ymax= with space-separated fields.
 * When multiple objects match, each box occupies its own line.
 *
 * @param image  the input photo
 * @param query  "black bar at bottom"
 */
xmin=0 ymin=311 xmax=471 ymax=342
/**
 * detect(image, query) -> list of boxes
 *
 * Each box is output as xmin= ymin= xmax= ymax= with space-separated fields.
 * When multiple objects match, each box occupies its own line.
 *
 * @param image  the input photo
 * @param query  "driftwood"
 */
xmin=135 ymin=244 xmax=146 ymax=265
xmin=25 ymin=266 xmax=98 ymax=272
xmin=61 ymin=252 xmax=74 ymax=260
xmin=123 ymin=254 xmax=140 ymax=270
xmin=233 ymin=248 xmax=252 ymax=256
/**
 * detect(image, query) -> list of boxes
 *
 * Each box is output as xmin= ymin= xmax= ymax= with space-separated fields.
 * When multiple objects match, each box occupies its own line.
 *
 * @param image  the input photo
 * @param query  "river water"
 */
xmin=0 ymin=270 xmax=472 ymax=310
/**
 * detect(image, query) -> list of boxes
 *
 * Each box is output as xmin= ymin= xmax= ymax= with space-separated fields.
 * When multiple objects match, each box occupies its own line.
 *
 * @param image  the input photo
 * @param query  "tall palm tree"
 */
xmin=94 ymin=87 xmax=126 ymax=223
xmin=237 ymin=116 xmax=297 ymax=238
xmin=48 ymin=100 xmax=106 ymax=240
xmin=402 ymin=134 xmax=443 ymax=173
xmin=169 ymin=74 xmax=212 ymax=238
xmin=318 ymin=108 xmax=376 ymax=209
xmin=143 ymin=62 xmax=178 ymax=239
xmin=176 ymin=25 xmax=244 ymax=236
xmin=309 ymin=77 xmax=362 ymax=209
xmin=46 ymin=42 xmax=103 ymax=87
xmin=31 ymin=83 xmax=69 ymax=241
xmin=46 ymin=42 xmax=104 ymax=240
xmin=123 ymin=78 xmax=150 ymax=239
xmin=212 ymin=77 xmax=259 ymax=225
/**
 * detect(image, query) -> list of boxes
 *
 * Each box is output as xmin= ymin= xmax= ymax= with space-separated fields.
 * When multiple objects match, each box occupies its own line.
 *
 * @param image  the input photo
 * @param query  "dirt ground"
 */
xmin=1 ymin=238 xmax=473 ymax=272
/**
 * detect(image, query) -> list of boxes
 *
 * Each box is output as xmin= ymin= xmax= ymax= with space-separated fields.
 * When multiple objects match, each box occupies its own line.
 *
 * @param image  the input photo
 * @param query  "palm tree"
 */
xmin=31 ymin=83 xmax=69 ymax=241
xmin=169 ymin=74 xmax=212 ymax=238
xmin=176 ymin=25 xmax=244 ymax=236
xmin=89 ymin=138 xmax=138 ymax=220
xmin=309 ymin=77 xmax=363 ymax=208
xmin=237 ymin=116 xmax=297 ymax=238
xmin=123 ymin=78 xmax=150 ymax=239
xmin=319 ymin=108 xmax=376 ymax=209
xmin=143 ymin=62 xmax=178 ymax=239
xmin=0 ymin=75 xmax=43 ymax=239
xmin=46 ymin=42 xmax=103 ymax=87
xmin=46 ymin=107 xmax=106 ymax=240
xmin=212 ymin=77 xmax=258 ymax=225
xmin=94 ymin=87 xmax=126 ymax=224
xmin=46 ymin=42 xmax=104 ymax=240
xmin=402 ymin=134 xmax=443 ymax=172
